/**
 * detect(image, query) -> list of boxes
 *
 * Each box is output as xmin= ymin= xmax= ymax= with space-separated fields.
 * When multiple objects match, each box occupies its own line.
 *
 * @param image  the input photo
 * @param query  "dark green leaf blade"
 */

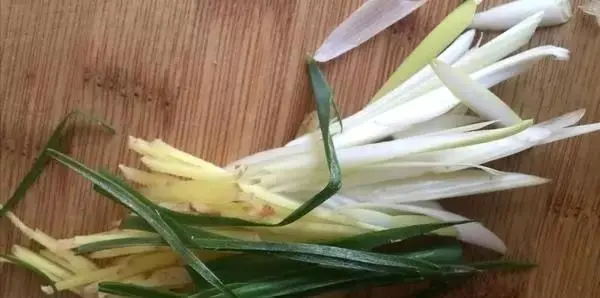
xmin=402 ymin=244 xmax=463 ymax=264
xmin=276 ymin=58 xmax=341 ymax=225
xmin=331 ymin=221 xmax=472 ymax=250
xmin=186 ymin=265 xmax=209 ymax=291
xmin=98 ymin=282 xmax=184 ymax=298
xmin=192 ymin=269 xmax=422 ymax=298
xmin=77 ymin=236 xmax=165 ymax=252
xmin=77 ymin=234 xmax=472 ymax=276
xmin=0 ymin=110 xmax=114 ymax=216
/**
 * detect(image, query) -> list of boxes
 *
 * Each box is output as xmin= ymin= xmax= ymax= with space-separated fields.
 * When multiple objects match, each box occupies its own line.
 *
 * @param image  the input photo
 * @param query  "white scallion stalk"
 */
xmin=537 ymin=109 xmax=585 ymax=130
xmin=339 ymin=170 xmax=549 ymax=203
xmin=397 ymin=126 xmax=552 ymax=167
xmin=392 ymin=115 xmax=486 ymax=139
xmin=392 ymin=111 xmax=600 ymax=168
xmin=262 ymin=121 xmax=532 ymax=173
xmin=340 ymin=203 xmax=507 ymax=253
xmin=404 ymin=201 xmax=444 ymax=210
xmin=541 ymin=123 xmax=600 ymax=144
xmin=393 ymin=29 xmax=476 ymax=95
xmin=313 ymin=0 xmax=428 ymax=62
xmin=455 ymin=12 xmax=545 ymax=74
xmin=431 ymin=59 xmax=522 ymax=126
xmin=470 ymin=45 xmax=569 ymax=88
xmin=361 ymin=43 xmax=566 ymax=124
xmin=268 ymin=159 xmax=533 ymax=194
xmin=285 ymin=40 xmax=558 ymax=152
xmin=472 ymin=0 xmax=572 ymax=31
xmin=314 ymin=44 xmax=559 ymax=147
xmin=235 ymin=45 xmax=567 ymax=171
xmin=335 ymin=209 xmax=439 ymax=231
xmin=364 ymin=12 xmax=544 ymax=116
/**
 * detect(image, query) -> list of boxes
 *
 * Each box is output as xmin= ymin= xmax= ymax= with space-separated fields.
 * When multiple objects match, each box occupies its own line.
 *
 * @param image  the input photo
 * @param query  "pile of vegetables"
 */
xmin=2 ymin=1 xmax=598 ymax=297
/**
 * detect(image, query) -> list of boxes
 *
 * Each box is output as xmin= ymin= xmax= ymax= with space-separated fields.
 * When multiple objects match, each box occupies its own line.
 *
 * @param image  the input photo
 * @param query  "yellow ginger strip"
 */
xmin=45 ymin=266 xmax=121 ymax=294
xmin=239 ymin=184 xmax=369 ymax=228
xmin=128 ymin=136 xmax=179 ymax=162
xmin=58 ymin=230 xmax=158 ymax=249
xmin=89 ymin=246 xmax=163 ymax=259
xmin=149 ymin=139 xmax=227 ymax=175
xmin=134 ymin=266 xmax=191 ymax=289
xmin=141 ymin=156 xmax=235 ymax=181
xmin=129 ymin=139 xmax=369 ymax=230
xmin=129 ymin=136 xmax=233 ymax=178
xmin=1 ymin=252 xmax=66 ymax=286
xmin=140 ymin=179 xmax=239 ymax=204
xmin=203 ymin=227 xmax=262 ymax=241
xmin=33 ymin=230 xmax=98 ymax=272
xmin=109 ymin=254 xmax=136 ymax=267
xmin=12 ymin=245 xmax=72 ymax=280
xmin=39 ymin=249 xmax=76 ymax=274
xmin=44 ymin=251 xmax=179 ymax=293
xmin=2 ymin=208 xmax=98 ymax=272
xmin=7 ymin=247 xmax=85 ymax=296
xmin=255 ymin=221 xmax=368 ymax=242
xmin=143 ymin=183 xmax=282 ymax=223
xmin=119 ymin=165 xmax=182 ymax=186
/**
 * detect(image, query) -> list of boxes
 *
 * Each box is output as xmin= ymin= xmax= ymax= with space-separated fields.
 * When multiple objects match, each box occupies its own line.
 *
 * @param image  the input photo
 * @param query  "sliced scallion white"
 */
xmin=472 ymin=0 xmax=572 ymax=31
xmin=392 ymin=29 xmax=476 ymax=96
xmin=344 ymin=203 xmax=507 ymax=253
xmin=431 ymin=59 xmax=522 ymax=126
xmin=339 ymin=170 xmax=550 ymax=204
xmin=313 ymin=0 xmax=428 ymax=62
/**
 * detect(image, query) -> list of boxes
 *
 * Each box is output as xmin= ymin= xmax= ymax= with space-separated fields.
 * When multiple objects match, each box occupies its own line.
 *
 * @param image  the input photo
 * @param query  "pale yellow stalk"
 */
xmin=89 ymin=246 xmax=163 ymax=259
xmin=119 ymin=165 xmax=182 ymax=186
xmin=38 ymin=249 xmax=76 ymax=274
xmin=128 ymin=136 xmax=178 ymax=161
xmin=140 ymin=156 xmax=233 ymax=181
xmin=149 ymin=139 xmax=227 ymax=175
xmin=371 ymin=0 xmax=480 ymax=101
xmin=2 ymin=207 xmax=98 ymax=272
xmin=12 ymin=245 xmax=72 ymax=280
xmin=45 ymin=251 xmax=179 ymax=292
xmin=140 ymin=178 xmax=239 ymax=204
xmin=294 ymin=0 xmax=481 ymax=137
xmin=58 ymin=230 xmax=158 ymax=249
xmin=255 ymin=221 xmax=369 ymax=242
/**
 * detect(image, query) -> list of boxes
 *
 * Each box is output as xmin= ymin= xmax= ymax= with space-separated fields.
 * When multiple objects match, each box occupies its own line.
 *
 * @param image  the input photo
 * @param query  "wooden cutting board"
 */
xmin=1 ymin=0 xmax=599 ymax=297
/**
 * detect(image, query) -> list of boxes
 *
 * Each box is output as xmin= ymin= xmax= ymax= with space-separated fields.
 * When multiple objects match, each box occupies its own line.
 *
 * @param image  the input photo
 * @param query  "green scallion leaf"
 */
xmin=331 ymin=221 xmax=472 ymax=250
xmin=98 ymin=282 xmax=184 ymax=298
xmin=371 ymin=0 xmax=479 ymax=101
xmin=77 ymin=232 xmax=480 ymax=277
xmin=0 ymin=110 xmax=114 ymax=217
xmin=275 ymin=57 xmax=342 ymax=225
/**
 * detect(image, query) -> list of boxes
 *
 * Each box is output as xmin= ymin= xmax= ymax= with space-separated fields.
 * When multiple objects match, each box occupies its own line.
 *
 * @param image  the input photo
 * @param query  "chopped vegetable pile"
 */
xmin=1 ymin=1 xmax=598 ymax=297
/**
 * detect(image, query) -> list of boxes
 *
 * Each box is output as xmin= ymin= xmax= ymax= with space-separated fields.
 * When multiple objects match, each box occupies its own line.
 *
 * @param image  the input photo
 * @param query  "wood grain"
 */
xmin=1 ymin=0 xmax=600 ymax=297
